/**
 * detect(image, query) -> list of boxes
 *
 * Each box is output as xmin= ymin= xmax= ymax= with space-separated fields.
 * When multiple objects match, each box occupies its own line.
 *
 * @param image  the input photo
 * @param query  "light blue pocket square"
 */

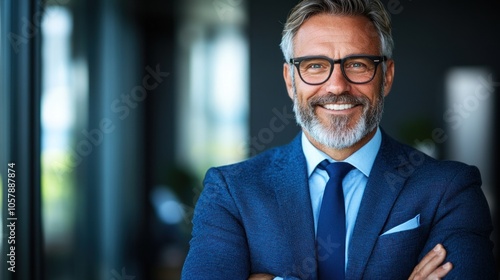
xmin=381 ymin=214 xmax=420 ymax=236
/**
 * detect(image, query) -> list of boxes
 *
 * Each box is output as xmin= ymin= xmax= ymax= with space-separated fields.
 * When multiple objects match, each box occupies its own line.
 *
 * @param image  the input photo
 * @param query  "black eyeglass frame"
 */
xmin=289 ymin=55 xmax=388 ymax=85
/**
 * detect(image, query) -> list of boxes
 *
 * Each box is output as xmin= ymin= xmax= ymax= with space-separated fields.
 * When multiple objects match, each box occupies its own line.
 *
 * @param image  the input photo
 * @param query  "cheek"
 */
xmin=353 ymin=84 xmax=383 ymax=105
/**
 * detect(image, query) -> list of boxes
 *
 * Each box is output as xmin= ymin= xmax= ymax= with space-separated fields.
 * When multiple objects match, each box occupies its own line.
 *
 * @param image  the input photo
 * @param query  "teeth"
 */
xmin=323 ymin=104 xmax=355 ymax=111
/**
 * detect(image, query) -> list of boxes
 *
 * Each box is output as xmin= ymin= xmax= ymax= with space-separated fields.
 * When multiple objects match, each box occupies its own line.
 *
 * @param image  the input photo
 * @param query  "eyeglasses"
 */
xmin=289 ymin=55 xmax=387 ymax=85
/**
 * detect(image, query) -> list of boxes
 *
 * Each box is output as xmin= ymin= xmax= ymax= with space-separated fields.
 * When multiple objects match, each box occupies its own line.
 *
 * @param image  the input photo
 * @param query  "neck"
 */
xmin=304 ymin=128 xmax=377 ymax=161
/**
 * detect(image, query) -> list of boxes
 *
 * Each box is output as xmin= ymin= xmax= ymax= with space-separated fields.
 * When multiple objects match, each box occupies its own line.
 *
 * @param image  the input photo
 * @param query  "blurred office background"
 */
xmin=1 ymin=0 xmax=499 ymax=279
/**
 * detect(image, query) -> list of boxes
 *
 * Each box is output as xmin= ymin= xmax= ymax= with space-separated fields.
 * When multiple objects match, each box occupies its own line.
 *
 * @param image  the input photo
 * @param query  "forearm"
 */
xmin=423 ymin=166 xmax=496 ymax=279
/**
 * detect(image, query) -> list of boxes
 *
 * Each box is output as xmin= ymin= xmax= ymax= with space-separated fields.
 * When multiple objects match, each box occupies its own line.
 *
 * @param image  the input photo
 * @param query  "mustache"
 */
xmin=309 ymin=92 xmax=369 ymax=107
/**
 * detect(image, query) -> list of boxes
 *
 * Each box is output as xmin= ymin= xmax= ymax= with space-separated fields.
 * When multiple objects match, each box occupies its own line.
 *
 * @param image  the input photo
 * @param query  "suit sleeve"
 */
xmin=181 ymin=167 xmax=251 ymax=280
xmin=421 ymin=164 xmax=497 ymax=279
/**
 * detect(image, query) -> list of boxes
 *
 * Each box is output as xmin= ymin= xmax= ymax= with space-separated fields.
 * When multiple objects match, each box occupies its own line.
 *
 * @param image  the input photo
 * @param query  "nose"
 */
xmin=324 ymin=64 xmax=350 ymax=95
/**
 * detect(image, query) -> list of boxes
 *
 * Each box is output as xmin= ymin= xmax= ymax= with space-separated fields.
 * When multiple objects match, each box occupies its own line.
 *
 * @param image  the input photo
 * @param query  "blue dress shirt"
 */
xmin=302 ymin=127 xmax=382 ymax=270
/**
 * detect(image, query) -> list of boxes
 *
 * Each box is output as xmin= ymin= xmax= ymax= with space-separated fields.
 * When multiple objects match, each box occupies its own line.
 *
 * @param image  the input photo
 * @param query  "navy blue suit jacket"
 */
xmin=182 ymin=132 xmax=496 ymax=279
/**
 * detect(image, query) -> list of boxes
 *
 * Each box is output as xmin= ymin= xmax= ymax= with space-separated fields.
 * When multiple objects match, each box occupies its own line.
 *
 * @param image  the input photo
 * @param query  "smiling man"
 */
xmin=285 ymin=13 xmax=388 ymax=161
xmin=181 ymin=1 xmax=497 ymax=279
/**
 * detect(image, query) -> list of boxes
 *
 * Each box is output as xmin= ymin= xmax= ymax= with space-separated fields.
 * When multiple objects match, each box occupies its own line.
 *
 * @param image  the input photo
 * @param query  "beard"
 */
xmin=292 ymin=81 xmax=385 ymax=150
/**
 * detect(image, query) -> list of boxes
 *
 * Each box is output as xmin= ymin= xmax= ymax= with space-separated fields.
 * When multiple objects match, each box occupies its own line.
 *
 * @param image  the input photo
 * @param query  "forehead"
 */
xmin=293 ymin=13 xmax=381 ymax=56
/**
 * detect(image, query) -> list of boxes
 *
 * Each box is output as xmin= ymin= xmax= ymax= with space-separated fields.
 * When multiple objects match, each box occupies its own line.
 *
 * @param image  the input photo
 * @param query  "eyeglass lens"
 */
xmin=298 ymin=57 xmax=378 ymax=84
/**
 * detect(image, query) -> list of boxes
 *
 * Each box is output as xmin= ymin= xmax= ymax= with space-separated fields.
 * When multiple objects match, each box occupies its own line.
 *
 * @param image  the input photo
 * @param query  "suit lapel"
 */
xmin=273 ymin=134 xmax=318 ymax=280
xmin=346 ymin=132 xmax=410 ymax=279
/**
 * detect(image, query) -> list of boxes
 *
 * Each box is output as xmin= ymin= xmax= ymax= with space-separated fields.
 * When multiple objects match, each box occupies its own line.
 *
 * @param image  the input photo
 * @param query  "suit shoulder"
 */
xmin=381 ymin=132 xmax=480 ymax=182
xmin=212 ymin=146 xmax=282 ymax=175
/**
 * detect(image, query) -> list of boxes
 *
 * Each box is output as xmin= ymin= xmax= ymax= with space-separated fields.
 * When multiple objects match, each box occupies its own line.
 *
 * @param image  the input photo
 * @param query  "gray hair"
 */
xmin=280 ymin=0 xmax=394 ymax=62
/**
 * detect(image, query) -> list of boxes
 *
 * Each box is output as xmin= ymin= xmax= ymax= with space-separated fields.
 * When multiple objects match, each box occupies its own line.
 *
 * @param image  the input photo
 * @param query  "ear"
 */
xmin=283 ymin=62 xmax=294 ymax=100
xmin=382 ymin=59 xmax=395 ymax=97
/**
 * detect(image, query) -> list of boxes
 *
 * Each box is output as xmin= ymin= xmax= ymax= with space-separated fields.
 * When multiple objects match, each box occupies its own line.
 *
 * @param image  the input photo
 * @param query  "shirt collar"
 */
xmin=302 ymin=127 xmax=382 ymax=178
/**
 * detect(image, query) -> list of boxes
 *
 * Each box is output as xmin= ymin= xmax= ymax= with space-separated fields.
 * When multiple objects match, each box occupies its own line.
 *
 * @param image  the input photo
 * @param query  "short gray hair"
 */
xmin=280 ymin=0 xmax=394 ymax=62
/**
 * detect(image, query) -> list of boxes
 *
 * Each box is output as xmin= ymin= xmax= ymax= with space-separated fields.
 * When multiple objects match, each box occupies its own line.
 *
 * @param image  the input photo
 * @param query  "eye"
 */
xmin=309 ymin=63 xmax=323 ymax=69
xmin=301 ymin=59 xmax=330 ymax=72
xmin=344 ymin=57 xmax=375 ymax=73
xmin=345 ymin=61 xmax=368 ymax=69
xmin=304 ymin=61 xmax=327 ymax=69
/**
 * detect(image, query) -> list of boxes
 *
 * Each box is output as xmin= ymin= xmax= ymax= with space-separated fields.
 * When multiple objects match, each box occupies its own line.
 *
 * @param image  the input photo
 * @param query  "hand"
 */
xmin=248 ymin=273 xmax=275 ymax=280
xmin=408 ymin=244 xmax=453 ymax=280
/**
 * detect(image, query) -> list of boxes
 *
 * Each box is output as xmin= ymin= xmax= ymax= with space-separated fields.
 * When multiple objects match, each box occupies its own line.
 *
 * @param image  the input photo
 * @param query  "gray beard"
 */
xmin=292 ymin=83 xmax=385 ymax=150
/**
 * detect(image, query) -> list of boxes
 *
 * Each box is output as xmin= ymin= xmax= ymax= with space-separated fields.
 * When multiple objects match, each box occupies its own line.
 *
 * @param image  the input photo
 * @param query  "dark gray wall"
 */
xmin=249 ymin=1 xmax=299 ymax=156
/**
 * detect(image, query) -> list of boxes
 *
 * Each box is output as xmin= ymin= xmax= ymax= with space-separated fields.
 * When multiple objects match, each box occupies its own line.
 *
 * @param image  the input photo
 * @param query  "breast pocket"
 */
xmin=363 ymin=227 xmax=428 ymax=279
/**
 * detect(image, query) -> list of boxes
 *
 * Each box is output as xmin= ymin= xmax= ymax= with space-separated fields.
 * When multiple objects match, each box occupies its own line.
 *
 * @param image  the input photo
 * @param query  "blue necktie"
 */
xmin=316 ymin=160 xmax=353 ymax=280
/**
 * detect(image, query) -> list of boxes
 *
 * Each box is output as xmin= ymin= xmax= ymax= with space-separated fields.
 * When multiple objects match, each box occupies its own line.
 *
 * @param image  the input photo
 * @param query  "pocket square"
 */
xmin=381 ymin=214 xmax=420 ymax=236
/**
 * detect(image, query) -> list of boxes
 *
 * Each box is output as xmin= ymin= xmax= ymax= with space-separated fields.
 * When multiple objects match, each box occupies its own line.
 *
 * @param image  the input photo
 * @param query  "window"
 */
xmin=41 ymin=6 xmax=85 ymax=279
xmin=445 ymin=67 xmax=496 ymax=210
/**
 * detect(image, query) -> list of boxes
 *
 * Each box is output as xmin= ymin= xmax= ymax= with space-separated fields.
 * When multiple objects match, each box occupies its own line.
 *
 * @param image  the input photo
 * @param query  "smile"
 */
xmin=321 ymin=103 xmax=356 ymax=111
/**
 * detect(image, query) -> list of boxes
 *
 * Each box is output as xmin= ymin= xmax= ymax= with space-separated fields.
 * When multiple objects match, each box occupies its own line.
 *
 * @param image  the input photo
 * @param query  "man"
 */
xmin=181 ymin=0 xmax=497 ymax=279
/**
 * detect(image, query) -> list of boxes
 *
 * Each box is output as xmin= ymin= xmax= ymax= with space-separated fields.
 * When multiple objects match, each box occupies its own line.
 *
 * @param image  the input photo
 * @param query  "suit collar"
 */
xmin=301 ymin=128 xmax=383 ymax=178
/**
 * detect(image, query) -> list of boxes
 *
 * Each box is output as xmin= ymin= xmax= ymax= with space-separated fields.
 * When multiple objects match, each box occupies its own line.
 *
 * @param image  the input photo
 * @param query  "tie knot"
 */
xmin=318 ymin=159 xmax=353 ymax=180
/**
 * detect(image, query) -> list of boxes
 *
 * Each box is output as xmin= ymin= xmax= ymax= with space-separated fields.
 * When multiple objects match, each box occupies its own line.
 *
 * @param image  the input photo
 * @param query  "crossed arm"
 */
xmin=182 ymin=164 xmax=496 ymax=279
xmin=249 ymin=243 xmax=452 ymax=280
